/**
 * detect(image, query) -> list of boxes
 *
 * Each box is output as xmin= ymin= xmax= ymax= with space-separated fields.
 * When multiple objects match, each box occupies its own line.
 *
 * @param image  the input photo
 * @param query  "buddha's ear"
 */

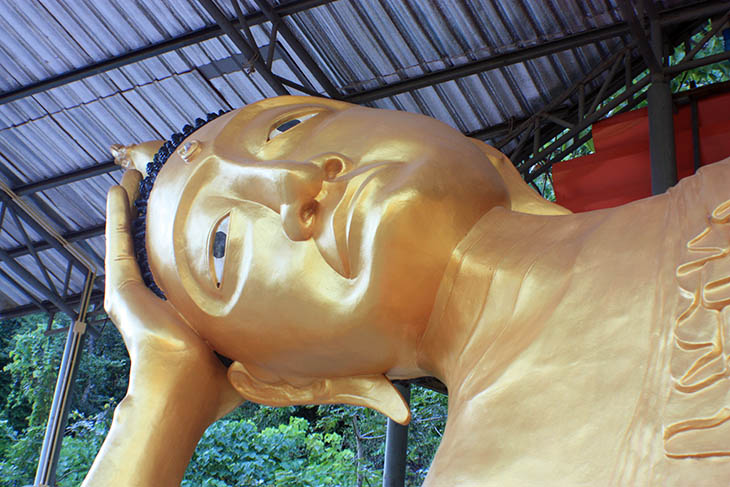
xmin=469 ymin=138 xmax=571 ymax=216
xmin=228 ymin=361 xmax=411 ymax=425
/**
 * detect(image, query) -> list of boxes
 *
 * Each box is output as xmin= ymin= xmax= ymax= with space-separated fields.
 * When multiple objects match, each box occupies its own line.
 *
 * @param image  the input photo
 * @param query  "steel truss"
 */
xmin=5 ymin=0 xmax=727 ymax=226
xmin=0 ymin=188 xmax=98 ymax=320
xmin=0 ymin=182 xmax=98 ymax=487
xmin=0 ymin=0 xmax=338 ymax=105
xmin=499 ymin=6 xmax=730 ymax=186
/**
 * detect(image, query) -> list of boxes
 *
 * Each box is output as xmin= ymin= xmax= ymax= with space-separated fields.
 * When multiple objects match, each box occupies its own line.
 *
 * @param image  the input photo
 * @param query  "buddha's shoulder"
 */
xmin=670 ymin=157 xmax=730 ymax=210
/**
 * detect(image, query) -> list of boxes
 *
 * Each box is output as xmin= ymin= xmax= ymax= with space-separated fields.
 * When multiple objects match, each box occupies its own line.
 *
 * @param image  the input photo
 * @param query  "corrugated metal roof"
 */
xmin=0 ymin=0 xmax=720 ymax=317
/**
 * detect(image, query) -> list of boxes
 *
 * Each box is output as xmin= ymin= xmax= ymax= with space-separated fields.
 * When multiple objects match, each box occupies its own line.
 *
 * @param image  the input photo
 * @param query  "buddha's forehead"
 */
xmin=150 ymin=97 xmax=355 ymax=211
xmin=211 ymin=96 xmax=355 ymax=159
xmin=238 ymin=95 xmax=354 ymax=115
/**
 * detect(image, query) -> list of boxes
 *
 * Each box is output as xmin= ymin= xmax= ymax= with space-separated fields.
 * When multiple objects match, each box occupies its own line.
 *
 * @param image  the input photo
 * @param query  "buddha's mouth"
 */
xmin=318 ymin=161 xmax=405 ymax=279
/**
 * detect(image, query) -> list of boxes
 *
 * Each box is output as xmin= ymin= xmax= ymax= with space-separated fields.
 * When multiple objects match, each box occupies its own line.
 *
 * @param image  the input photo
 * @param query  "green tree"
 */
xmin=183 ymin=416 xmax=359 ymax=487
xmin=0 ymin=314 xmax=130 ymax=486
xmin=0 ymin=312 xmax=447 ymax=486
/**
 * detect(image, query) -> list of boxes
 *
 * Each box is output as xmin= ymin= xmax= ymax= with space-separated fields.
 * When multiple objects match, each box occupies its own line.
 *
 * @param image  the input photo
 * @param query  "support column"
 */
xmin=34 ymin=273 xmax=94 ymax=487
xmin=383 ymin=382 xmax=411 ymax=487
xmin=647 ymin=17 xmax=677 ymax=195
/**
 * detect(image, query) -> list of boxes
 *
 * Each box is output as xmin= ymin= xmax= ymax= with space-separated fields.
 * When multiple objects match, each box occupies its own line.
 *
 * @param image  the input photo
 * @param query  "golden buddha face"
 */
xmin=146 ymin=96 xmax=510 ymax=378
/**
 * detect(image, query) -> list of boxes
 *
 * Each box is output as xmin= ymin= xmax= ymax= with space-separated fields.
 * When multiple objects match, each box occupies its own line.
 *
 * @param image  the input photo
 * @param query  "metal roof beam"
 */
xmin=0 ymin=266 xmax=51 ymax=315
xmin=13 ymin=161 xmax=120 ymax=196
xmin=0 ymin=245 xmax=76 ymax=317
xmin=0 ymin=289 xmax=103 ymax=321
xmin=5 ymin=223 xmax=105 ymax=259
xmin=251 ymin=0 xmax=339 ymax=98
xmin=343 ymin=0 xmax=728 ymax=105
xmin=198 ymin=0 xmax=289 ymax=96
xmin=659 ymin=0 xmax=730 ymax=25
xmin=0 ymin=192 xmax=91 ymax=266
xmin=343 ymin=23 xmax=629 ymax=104
xmin=0 ymin=190 xmax=100 ymax=317
xmin=0 ymin=0 xmax=336 ymax=105
xmin=617 ymin=0 xmax=663 ymax=75
xmin=514 ymin=9 xmax=730 ymax=181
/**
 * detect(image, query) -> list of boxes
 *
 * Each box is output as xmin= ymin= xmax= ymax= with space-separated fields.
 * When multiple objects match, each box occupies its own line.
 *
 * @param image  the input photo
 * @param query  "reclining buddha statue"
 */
xmin=84 ymin=95 xmax=730 ymax=486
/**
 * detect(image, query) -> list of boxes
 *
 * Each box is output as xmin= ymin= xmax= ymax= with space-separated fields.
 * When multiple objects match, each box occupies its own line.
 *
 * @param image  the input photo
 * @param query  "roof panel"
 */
xmin=0 ymin=0 xmax=719 ymax=316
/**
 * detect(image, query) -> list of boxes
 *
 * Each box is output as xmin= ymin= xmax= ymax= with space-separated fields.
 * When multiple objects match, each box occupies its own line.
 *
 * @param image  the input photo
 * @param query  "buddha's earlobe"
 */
xmin=227 ymin=361 xmax=411 ymax=425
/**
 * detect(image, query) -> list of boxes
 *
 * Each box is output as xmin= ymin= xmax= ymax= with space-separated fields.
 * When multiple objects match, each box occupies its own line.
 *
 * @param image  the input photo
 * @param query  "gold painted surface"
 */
xmin=110 ymin=140 xmax=164 ymax=176
xmin=85 ymin=96 xmax=730 ymax=486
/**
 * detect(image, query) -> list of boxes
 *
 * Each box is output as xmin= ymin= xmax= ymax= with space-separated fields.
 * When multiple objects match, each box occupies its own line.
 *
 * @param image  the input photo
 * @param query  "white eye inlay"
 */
xmin=212 ymin=214 xmax=230 ymax=288
xmin=268 ymin=113 xmax=319 ymax=141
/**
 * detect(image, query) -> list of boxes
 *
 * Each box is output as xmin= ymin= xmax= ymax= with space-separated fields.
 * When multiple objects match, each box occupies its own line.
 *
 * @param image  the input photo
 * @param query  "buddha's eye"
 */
xmin=268 ymin=113 xmax=319 ymax=140
xmin=212 ymin=214 xmax=230 ymax=288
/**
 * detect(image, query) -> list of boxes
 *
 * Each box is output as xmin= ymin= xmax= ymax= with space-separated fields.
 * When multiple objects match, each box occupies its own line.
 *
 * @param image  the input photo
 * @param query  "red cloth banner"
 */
xmin=553 ymin=91 xmax=730 ymax=212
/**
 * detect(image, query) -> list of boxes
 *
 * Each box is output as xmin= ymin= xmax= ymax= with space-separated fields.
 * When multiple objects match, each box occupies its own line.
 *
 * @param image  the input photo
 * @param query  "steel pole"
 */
xmin=648 ymin=17 xmax=677 ymax=194
xmin=34 ymin=272 xmax=94 ymax=487
xmin=383 ymin=382 xmax=411 ymax=487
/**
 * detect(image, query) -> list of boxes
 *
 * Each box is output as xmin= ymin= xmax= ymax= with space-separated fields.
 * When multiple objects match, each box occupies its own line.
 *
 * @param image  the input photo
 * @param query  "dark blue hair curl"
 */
xmin=132 ymin=110 xmax=227 ymax=299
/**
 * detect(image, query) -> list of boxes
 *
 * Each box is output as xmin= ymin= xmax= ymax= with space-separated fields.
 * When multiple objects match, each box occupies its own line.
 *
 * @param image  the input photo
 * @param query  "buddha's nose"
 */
xmin=279 ymin=153 xmax=348 ymax=241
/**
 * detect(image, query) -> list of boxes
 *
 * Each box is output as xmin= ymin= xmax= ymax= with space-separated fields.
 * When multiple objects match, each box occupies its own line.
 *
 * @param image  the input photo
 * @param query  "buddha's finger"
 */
xmin=105 ymin=186 xmax=142 ymax=294
xmin=120 ymin=169 xmax=142 ymax=212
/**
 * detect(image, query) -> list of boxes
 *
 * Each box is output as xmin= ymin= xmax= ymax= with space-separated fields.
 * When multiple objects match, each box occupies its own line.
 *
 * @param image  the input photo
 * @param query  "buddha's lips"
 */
xmin=326 ymin=161 xmax=405 ymax=279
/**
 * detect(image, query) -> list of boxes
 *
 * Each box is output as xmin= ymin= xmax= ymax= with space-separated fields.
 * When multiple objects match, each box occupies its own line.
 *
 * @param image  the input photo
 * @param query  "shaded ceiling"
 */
xmin=0 ymin=0 xmax=727 ymax=320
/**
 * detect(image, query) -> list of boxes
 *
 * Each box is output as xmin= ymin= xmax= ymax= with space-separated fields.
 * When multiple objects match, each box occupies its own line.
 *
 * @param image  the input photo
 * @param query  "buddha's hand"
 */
xmin=104 ymin=169 xmax=242 ymax=419
xmin=82 ymin=170 xmax=242 ymax=486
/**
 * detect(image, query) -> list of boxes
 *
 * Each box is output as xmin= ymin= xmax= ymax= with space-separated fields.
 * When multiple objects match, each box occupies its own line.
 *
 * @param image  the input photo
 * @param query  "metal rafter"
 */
xmin=0 ymin=266 xmax=51 ymax=315
xmin=617 ymin=0 xmax=663 ymax=75
xmin=506 ymin=13 xmax=730 ymax=184
xmin=343 ymin=0 xmax=729 ymax=104
xmin=251 ymin=0 xmax=339 ymax=98
xmin=517 ymin=65 xmax=652 ymax=180
xmin=5 ymin=223 xmax=104 ymax=260
xmin=7 ymin=1 xmax=727 ymax=204
xmin=343 ymin=23 xmax=629 ymax=104
xmin=0 ymin=288 xmax=103 ymax=320
xmin=0 ymin=0 xmax=337 ymax=105
xmin=0 ymin=191 xmax=95 ymax=318
xmin=2 ymin=0 xmax=728 ymax=313
xmin=0 ymin=193 xmax=90 ymax=270
xmin=508 ymin=15 xmax=717 ymax=169
xmin=1 ymin=0 xmax=721 ymax=112
xmin=6 ymin=22 xmax=721 ymax=259
xmin=198 ymin=0 xmax=289 ymax=96
xmin=12 ymin=161 xmax=120 ymax=196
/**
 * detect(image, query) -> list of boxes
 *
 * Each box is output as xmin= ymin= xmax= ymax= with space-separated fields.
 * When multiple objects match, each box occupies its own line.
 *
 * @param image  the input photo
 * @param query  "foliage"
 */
xmin=0 ymin=314 xmax=447 ymax=486
xmin=55 ymin=409 xmax=114 ymax=487
xmin=0 ymin=315 xmax=129 ymax=486
xmin=183 ymin=416 xmax=359 ymax=487
xmin=182 ymin=388 xmax=447 ymax=486
xmin=670 ymin=27 xmax=730 ymax=92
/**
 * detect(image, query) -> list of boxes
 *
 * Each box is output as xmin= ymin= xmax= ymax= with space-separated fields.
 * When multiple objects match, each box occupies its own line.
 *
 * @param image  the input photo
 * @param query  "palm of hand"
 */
xmin=104 ymin=169 xmax=241 ymax=415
